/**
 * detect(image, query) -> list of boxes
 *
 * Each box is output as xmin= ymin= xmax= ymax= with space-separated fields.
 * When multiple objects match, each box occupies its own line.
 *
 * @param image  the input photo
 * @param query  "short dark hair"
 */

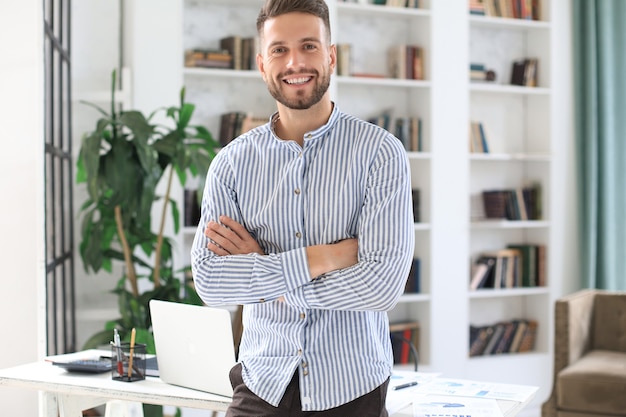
xmin=256 ymin=0 xmax=331 ymax=43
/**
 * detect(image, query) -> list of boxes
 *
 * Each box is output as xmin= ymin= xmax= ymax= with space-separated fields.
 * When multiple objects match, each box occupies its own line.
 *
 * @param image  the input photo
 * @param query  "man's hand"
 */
xmin=205 ymin=215 xmax=264 ymax=256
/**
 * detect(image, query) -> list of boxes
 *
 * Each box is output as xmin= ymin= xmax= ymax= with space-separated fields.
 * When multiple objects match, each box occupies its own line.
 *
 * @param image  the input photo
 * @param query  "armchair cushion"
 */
xmin=557 ymin=350 xmax=626 ymax=415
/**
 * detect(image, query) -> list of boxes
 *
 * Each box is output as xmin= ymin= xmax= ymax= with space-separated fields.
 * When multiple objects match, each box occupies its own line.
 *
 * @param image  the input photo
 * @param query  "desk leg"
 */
xmin=58 ymin=394 xmax=108 ymax=417
xmin=39 ymin=392 xmax=58 ymax=417
xmin=104 ymin=400 xmax=144 ymax=417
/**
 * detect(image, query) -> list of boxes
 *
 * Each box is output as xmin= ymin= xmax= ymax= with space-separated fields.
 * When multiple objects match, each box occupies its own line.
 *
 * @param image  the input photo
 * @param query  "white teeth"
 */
xmin=286 ymin=77 xmax=310 ymax=85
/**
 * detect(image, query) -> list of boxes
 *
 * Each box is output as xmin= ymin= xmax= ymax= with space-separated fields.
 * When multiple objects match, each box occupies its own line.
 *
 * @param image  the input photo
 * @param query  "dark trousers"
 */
xmin=226 ymin=363 xmax=390 ymax=417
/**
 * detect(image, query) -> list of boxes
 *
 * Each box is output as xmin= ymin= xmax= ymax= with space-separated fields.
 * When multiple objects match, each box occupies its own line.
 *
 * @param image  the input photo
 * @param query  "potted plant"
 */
xmin=76 ymin=69 xmax=217 ymax=353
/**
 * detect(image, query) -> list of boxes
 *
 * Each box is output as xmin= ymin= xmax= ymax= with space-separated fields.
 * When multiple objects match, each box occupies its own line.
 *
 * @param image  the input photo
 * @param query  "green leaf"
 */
xmin=82 ymin=329 xmax=117 ymax=350
xmin=170 ymin=199 xmax=180 ymax=234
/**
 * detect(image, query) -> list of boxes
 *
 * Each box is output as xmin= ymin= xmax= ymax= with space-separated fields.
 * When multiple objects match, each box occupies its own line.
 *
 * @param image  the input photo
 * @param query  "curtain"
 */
xmin=573 ymin=0 xmax=626 ymax=290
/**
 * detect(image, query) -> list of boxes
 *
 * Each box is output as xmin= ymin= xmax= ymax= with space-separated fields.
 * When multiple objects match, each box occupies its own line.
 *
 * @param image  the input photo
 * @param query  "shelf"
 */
xmin=470 ymin=220 xmax=549 ymax=229
xmin=469 ymin=153 xmax=551 ymax=162
xmin=469 ymin=15 xmax=551 ymax=31
xmin=470 ymin=83 xmax=550 ymax=96
xmin=183 ymin=67 xmax=262 ymax=80
xmin=397 ymin=293 xmax=430 ymax=304
xmin=337 ymin=3 xmax=430 ymax=19
xmin=337 ymin=75 xmax=430 ymax=89
xmin=191 ymin=0 xmax=264 ymax=6
xmin=469 ymin=287 xmax=549 ymax=299
xmin=407 ymin=151 xmax=431 ymax=161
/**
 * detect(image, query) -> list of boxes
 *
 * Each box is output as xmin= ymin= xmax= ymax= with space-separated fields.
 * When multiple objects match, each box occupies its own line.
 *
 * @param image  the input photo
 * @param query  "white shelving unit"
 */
xmin=167 ymin=0 xmax=566 ymax=411
xmin=466 ymin=1 xmax=558 ymax=409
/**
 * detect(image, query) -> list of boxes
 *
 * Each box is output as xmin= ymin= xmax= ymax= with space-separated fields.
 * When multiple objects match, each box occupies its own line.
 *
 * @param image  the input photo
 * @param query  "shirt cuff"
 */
xmin=281 ymin=247 xmax=311 ymax=293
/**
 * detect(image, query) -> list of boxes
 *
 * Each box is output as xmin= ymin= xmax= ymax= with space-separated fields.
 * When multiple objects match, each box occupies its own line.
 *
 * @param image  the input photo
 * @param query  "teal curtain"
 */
xmin=574 ymin=0 xmax=626 ymax=290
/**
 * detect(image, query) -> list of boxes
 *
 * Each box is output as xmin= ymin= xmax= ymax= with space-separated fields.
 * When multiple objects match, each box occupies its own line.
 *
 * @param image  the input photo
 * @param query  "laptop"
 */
xmin=149 ymin=299 xmax=236 ymax=397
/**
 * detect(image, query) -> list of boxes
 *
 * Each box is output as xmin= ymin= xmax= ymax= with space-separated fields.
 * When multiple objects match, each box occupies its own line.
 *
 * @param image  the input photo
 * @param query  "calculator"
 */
xmin=52 ymin=358 xmax=113 ymax=373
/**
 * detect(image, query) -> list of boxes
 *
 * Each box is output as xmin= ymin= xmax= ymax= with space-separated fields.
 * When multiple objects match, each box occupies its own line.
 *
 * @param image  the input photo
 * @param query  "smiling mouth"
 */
xmin=284 ymin=76 xmax=312 ymax=85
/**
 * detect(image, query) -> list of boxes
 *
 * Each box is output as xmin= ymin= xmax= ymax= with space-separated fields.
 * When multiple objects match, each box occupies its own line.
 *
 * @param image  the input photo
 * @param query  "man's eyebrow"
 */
xmin=266 ymin=37 xmax=323 ymax=49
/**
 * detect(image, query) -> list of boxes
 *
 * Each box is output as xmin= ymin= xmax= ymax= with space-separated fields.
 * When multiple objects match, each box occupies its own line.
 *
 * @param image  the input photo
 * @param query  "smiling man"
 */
xmin=191 ymin=0 xmax=415 ymax=416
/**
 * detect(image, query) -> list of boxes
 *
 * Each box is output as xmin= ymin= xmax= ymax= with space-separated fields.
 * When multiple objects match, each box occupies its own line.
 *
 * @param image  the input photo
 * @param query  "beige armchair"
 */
xmin=542 ymin=289 xmax=626 ymax=417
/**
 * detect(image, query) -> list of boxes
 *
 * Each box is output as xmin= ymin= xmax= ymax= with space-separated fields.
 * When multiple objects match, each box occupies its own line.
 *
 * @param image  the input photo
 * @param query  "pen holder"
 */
xmin=111 ymin=342 xmax=146 ymax=382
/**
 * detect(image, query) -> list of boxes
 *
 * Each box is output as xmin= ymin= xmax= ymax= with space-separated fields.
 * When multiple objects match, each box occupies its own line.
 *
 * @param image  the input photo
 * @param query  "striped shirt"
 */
xmin=191 ymin=104 xmax=415 ymax=411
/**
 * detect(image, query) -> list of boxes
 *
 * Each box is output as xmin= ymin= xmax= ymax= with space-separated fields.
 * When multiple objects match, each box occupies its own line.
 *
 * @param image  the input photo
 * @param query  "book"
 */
xmin=517 ymin=320 xmax=538 ymax=352
xmin=219 ymin=35 xmax=242 ymax=69
xmin=183 ymin=189 xmax=201 ymax=227
xmin=508 ymin=320 xmax=528 ymax=353
xmin=336 ymin=43 xmax=352 ymax=76
xmin=510 ymin=58 xmax=539 ymax=86
xmin=482 ymin=323 xmax=505 ymax=355
xmin=482 ymin=190 xmax=508 ymax=219
xmin=506 ymin=244 xmax=537 ymax=287
xmin=412 ymin=189 xmax=420 ymax=223
xmin=404 ymin=258 xmax=421 ymax=293
xmin=493 ymin=321 xmax=518 ymax=354
xmin=390 ymin=321 xmax=420 ymax=364
xmin=470 ymin=256 xmax=496 ymax=290
xmin=469 ymin=325 xmax=494 ymax=356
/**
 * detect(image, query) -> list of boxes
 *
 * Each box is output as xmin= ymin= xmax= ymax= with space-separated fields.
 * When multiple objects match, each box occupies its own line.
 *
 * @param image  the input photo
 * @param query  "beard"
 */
xmin=266 ymin=68 xmax=331 ymax=110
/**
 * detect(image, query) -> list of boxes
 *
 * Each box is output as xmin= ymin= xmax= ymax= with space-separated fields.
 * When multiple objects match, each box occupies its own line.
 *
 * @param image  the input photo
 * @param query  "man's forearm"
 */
xmin=306 ymin=238 xmax=358 ymax=279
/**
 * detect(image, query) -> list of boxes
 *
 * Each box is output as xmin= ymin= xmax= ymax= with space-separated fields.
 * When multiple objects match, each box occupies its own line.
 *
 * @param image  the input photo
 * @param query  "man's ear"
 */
xmin=329 ymin=44 xmax=337 ymax=73
xmin=256 ymin=53 xmax=266 ymax=81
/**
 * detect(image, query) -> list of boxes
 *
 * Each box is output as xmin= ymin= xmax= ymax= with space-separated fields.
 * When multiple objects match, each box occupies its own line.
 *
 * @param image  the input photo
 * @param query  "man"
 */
xmin=191 ymin=0 xmax=414 ymax=415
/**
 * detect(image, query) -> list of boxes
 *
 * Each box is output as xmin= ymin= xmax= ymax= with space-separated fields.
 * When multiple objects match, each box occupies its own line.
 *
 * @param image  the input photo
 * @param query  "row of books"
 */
xmin=390 ymin=321 xmax=420 ymax=365
xmin=373 ymin=0 xmax=421 ymax=8
xmin=368 ymin=111 xmax=424 ymax=152
xmin=469 ymin=319 xmax=538 ymax=357
xmin=469 ymin=0 xmax=542 ymax=21
xmin=388 ymin=44 xmax=425 ymax=80
xmin=341 ymin=0 xmax=421 ymax=8
xmin=219 ymin=112 xmax=267 ymax=147
xmin=184 ymin=35 xmax=258 ymax=71
xmin=469 ymin=63 xmax=496 ymax=83
xmin=470 ymin=244 xmax=546 ymax=290
xmin=511 ymin=58 xmax=538 ymax=87
xmin=482 ymin=184 xmax=542 ymax=221
xmin=469 ymin=121 xmax=490 ymax=153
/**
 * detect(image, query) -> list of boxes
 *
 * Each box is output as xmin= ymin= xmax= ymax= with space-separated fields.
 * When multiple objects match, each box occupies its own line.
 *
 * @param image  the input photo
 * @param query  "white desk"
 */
xmin=0 ymin=357 xmax=537 ymax=417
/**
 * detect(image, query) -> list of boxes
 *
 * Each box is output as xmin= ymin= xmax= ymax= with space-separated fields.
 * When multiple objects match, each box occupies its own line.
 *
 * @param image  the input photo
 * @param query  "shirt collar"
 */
xmin=269 ymin=102 xmax=340 ymax=143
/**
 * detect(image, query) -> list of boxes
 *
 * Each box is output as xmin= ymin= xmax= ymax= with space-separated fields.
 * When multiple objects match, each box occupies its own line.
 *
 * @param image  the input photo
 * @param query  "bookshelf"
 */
xmin=161 ymin=0 xmax=568 ymax=411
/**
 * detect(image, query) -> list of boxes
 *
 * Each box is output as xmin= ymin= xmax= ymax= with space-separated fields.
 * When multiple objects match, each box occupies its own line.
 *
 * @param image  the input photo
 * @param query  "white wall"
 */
xmin=0 ymin=0 xmax=46 ymax=415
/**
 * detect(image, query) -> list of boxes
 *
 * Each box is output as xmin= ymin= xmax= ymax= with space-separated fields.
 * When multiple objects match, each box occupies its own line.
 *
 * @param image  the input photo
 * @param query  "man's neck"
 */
xmin=274 ymin=99 xmax=333 ymax=146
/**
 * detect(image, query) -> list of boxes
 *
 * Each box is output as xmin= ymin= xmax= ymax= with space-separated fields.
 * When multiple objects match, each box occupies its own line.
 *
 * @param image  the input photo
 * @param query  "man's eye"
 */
xmin=304 ymin=44 xmax=317 ymax=50
xmin=272 ymin=47 xmax=286 ymax=54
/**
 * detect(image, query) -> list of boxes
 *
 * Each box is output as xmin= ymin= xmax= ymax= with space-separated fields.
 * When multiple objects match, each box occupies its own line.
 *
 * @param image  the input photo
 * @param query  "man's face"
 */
xmin=257 ymin=12 xmax=336 ymax=110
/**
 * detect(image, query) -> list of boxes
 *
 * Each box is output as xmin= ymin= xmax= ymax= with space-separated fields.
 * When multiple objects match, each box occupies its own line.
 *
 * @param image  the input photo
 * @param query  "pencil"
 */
xmin=127 ymin=327 xmax=136 ymax=379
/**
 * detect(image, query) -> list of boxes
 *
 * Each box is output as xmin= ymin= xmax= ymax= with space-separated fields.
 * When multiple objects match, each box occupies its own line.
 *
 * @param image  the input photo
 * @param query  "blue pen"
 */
xmin=393 ymin=381 xmax=418 ymax=391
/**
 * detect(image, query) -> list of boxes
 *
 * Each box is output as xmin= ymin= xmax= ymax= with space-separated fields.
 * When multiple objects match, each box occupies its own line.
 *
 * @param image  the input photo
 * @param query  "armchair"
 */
xmin=542 ymin=289 xmax=626 ymax=417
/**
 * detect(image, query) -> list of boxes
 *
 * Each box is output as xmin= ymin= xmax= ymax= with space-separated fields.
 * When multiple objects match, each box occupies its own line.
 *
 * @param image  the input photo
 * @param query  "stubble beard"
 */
xmin=267 ymin=68 xmax=331 ymax=110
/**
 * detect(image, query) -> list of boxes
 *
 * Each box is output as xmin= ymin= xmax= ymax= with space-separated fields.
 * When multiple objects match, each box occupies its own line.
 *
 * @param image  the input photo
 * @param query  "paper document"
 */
xmin=386 ymin=371 xmax=441 ymax=415
xmin=415 ymin=378 xmax=538 ymax=403
xmin=413 ymin=395 xmax=503 ymax=417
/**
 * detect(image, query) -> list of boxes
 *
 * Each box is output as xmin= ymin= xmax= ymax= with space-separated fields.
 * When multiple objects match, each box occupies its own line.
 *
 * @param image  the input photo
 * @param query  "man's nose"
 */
xmin=286 ymin=50 xmax=306 ymax=68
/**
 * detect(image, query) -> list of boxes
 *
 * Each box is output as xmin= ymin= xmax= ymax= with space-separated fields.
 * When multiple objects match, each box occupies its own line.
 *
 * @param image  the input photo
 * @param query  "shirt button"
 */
xmin=300 ymin=312 xmax=305 ymax=320
xmin=298 ymin=349 xmax=302 ymax=355
xmin=303 ymin=369 xmax=309 ymax=376
xmin=306 ymin=134 xmax=312 ymax=139
xmin=295 ymin=232 xmax=302 ymax=238
xmin=302 ymin=362 xmax=308 ymax=368
xmin=294 ymin=188 xmax=301 ymax=195
xmin=259 ymin=298 xmax=265 ymax=303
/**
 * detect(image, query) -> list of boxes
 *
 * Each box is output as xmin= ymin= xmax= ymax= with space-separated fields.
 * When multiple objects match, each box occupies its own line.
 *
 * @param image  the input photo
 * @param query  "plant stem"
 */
xmin=153 ymin=166 xmax=175 ymax=288
xmin=114 ymin=205 xmax=139 ymax=297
